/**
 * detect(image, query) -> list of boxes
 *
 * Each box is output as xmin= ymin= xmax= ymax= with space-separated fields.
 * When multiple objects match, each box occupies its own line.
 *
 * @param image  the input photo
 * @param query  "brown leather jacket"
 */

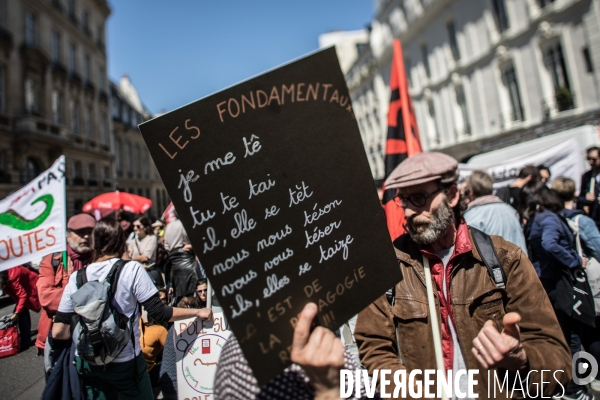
xmin=355 ymin=228 xmax=571 ymax=399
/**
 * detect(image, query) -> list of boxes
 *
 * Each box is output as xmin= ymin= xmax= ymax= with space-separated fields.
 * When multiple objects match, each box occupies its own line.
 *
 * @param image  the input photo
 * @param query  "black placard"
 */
xmin=139 ymin=47 xmax=401 ymax=386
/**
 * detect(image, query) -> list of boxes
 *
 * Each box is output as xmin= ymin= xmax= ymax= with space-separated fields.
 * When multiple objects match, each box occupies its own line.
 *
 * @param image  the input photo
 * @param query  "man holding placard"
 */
xmin=355 ymin=152 xmax=572 ymax=399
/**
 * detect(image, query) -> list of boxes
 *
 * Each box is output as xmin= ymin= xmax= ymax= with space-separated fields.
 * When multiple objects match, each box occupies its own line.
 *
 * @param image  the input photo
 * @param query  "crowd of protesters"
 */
xmin=3 ymin=149 xmax=600 ymax=400
xmin=214 ymin=150 xmax=600 ymax=400
xmin=0 ymin=206 xmax=215 ymax=399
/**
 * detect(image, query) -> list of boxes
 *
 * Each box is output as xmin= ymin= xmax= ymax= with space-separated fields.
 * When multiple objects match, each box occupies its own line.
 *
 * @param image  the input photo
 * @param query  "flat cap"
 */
xmin=385 ymin=152 xmax=458 ymax=190
xmin=67 ymin=213 xmax=96 ymax=231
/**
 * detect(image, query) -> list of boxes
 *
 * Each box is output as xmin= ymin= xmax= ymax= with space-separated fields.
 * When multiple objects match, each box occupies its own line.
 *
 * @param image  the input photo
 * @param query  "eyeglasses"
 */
xmin=133 ymin=224 xmax=142 ymax=229
xmin=197 ymin=289 xmax=207 ymax=293
xmin=394 ymin=188 xmax=444 ymax=208
xmin=587 ymin=157 xmax=599 ymax=162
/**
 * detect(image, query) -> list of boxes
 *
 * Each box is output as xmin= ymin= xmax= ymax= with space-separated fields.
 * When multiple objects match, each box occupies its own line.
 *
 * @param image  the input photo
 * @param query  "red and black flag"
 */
xmin=382 ymin=39 xmax=423 ymax=241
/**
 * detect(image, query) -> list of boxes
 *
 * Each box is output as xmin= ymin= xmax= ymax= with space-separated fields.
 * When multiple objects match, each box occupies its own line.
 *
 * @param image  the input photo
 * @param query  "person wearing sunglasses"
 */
xmin=577 ymin=146 xmax=600 ymax=228
xmin=354 ymin=152 xmax=571 ymax=399
xmin=196 ymin=279 xmax=208 ymax=308
xmin=128 ymin=216 xmax=164 ymax=288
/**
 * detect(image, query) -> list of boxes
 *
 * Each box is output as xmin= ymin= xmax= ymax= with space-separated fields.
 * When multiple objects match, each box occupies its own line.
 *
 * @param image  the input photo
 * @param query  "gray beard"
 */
xmin=407 ymin=200 xmax=454 ymax=245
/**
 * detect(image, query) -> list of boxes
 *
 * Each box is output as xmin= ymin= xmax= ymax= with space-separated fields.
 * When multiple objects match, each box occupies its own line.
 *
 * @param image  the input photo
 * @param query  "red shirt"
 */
xmin=4 ymin=265 xmax=41 ymax=314
xmin=420 ymin=219 xmax=473 ymax=371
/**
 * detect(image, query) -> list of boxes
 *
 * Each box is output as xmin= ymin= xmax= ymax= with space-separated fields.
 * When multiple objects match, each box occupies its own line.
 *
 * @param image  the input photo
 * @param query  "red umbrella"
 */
xmin=83 ymin=191 xmax=152 ymax=214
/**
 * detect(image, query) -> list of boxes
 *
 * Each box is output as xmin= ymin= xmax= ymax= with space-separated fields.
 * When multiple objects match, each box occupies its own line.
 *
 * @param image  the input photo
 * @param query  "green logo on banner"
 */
xmin=0 ymin=194 xmax=54 ymax=230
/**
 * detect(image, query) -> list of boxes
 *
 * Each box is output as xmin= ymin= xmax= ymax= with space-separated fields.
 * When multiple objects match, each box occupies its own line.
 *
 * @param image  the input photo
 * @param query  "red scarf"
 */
xmin=67 ymin=245 xmax=92 ymax=271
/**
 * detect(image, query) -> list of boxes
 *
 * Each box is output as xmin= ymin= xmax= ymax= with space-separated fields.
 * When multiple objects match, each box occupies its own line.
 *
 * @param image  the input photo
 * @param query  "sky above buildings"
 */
xmin=107 ymin=1 xmax=373 ymax=115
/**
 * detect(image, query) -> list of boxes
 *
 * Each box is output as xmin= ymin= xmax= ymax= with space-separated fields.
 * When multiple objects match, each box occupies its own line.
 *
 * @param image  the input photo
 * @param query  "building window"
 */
xmin=52 ymin=90 xmax=63 ymax=124
xmin=111 ymin=98 xmax=120 ymax=118
xmin=98 ymin=66 xmax=105 ymax=90
xmin=25 ymin=79 xmax=38 ymax=115
xmin=85 ymin=106 xmax=92 ymax=139
xmin=72 ymin=160 xmax=83 ymax=186
xmin=537 ymin=0 xmax=555 ymax=7
xmin=115 ymin=140 xmax=122 ymax=172
xmin=73 ymin=160 xmax=81 ymax=178
xmin=583 ymin=48 xmax=593 ymax=73
xmin=155 ymin=188 xmax=161 ymax=214
xmin=83 ymin=54 xmax=90 ymax=83
xmin=124 ymin=141 xmax=131 ymax=173
xmin=81 ymin=9 xmax=89 ymax=32
xmin=87 ymin=163 xmax=96 ymax=185
xmin=405 ymin=58 xmax=412 ymax=88
xmin=51 ymin=31 xmax=61 ymax=63
xmin=134 ymin=145 xmax=141 ymax=177
xmin=20 ymin=157 xmax=41 ymax=184
xmin=68 ymin=43 xmax=76 ymax=73
xmin=491 ymin=0 xmax=509 ymax=32
xmin=501 ymin=66 xmax=524 ymax=121
xmin=25 ymin=12 xmax=37 ymax=46
xmin=122 ymin=104 xmax=129 ymax=124
xmin=97 ymin=24 xmax=104 ymax=45
xmin=447 ymin=21 xmax=460 ymax=61
xmin=421 ymin=44 xmax=431 ymax=78
xmin=427 ymin=100 xmax=440 ymax=144
xmin=544 ymin=42 xmax=573 ymax=111
xmin=66 ymin=0 xmax=75 ymax=18
xmin=142 ymin=149 xmax=149 ymax=178
xmin=71 ymin=100 xmax=79 ymax=135
xmin=74 ymin=199 xmax=83 ymax=213
xmin=0 ymin=0 xmax=6 ymax=28
xmin=0 ymin=66 xmax=6 ymax=113
xmin=455 ymin=87 xmax=471 ymax=135
xmin=100 ymin=112 xmax=108 ymax=144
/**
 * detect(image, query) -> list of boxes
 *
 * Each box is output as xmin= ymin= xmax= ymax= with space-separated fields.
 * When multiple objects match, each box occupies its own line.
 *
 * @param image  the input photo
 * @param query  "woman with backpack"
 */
xmin=51 ymin=218 xmax=212 ymax=400
xmin=521 ymin=182 xmax=594 ymax=400
xmin=521 ymin=181 xmax=586 ymax=292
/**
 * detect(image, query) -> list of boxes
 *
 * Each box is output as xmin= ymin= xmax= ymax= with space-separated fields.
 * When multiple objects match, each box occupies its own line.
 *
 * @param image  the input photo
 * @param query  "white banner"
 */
xmin=0 ymin=156 xmax=67 ymax=271
xmin=174 ymin=312 xmax=232 ymax=400
xmin=459 ymin=138 xmax=585 ymax=191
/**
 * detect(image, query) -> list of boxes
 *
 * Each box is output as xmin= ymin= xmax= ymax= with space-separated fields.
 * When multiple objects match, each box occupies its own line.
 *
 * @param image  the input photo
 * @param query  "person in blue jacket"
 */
xmin=552 ymin=176 xmax=600 ymax=396
xmin=522 ymin=181 xmax=593 ymax=400
xmin=522 ymin=181 xmax=585 ymax=290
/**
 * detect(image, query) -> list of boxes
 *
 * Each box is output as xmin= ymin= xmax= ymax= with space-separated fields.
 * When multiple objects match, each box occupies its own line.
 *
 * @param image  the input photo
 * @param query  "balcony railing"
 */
xmin=15 ymin=115 xmax=66 ymax=138
xmin=52 ymin=0 xmax=63 ymax=12
xmin=0 ymin=26 xmax=13 ymax=50
xmin=84 ymin=81 xmax=95 ymax=94
xmin=52 ymin=62 xmax=67 ymax=76
xmin=69 ymin=72 xmax=82 ymax=86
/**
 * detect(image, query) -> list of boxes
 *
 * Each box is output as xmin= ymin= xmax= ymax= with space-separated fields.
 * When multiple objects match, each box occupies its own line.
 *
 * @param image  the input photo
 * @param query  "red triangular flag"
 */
xmin=382 ymin=39 xmax=423 ymax=241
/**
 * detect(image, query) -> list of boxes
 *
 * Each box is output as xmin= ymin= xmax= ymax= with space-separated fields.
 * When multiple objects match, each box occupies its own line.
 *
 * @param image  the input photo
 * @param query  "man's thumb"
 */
xmin=502 ymin=312 xmax=521 ymax=339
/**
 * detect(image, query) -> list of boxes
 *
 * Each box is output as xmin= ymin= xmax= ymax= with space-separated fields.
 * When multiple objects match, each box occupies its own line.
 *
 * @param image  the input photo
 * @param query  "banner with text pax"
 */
xmin=0 ymin=156 xmax=66 ymax=271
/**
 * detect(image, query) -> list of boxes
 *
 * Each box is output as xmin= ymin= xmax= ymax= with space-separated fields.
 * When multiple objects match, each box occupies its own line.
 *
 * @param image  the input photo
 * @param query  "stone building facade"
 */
xmin=344 ymin=0 xmax=600 ymax=179
xmin=111 ymin=76 xmax=168 ymax=219
xmin=0 ymin=0 xmax=112 ymax=216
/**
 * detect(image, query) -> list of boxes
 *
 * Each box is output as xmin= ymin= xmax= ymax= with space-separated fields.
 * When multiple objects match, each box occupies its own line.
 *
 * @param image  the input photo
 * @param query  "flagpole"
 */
xmin=61 ymin=156 xmax=68 ymax=270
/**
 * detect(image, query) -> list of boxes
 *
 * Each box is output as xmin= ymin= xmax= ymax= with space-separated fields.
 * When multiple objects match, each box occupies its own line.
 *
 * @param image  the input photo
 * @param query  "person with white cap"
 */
xmin=354 ymin=152 xmax=571 ymax=399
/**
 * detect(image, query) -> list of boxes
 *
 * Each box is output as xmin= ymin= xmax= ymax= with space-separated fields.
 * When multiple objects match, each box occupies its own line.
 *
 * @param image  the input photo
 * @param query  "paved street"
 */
xmin=0 ymin=297 xmax=45 ymax=400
